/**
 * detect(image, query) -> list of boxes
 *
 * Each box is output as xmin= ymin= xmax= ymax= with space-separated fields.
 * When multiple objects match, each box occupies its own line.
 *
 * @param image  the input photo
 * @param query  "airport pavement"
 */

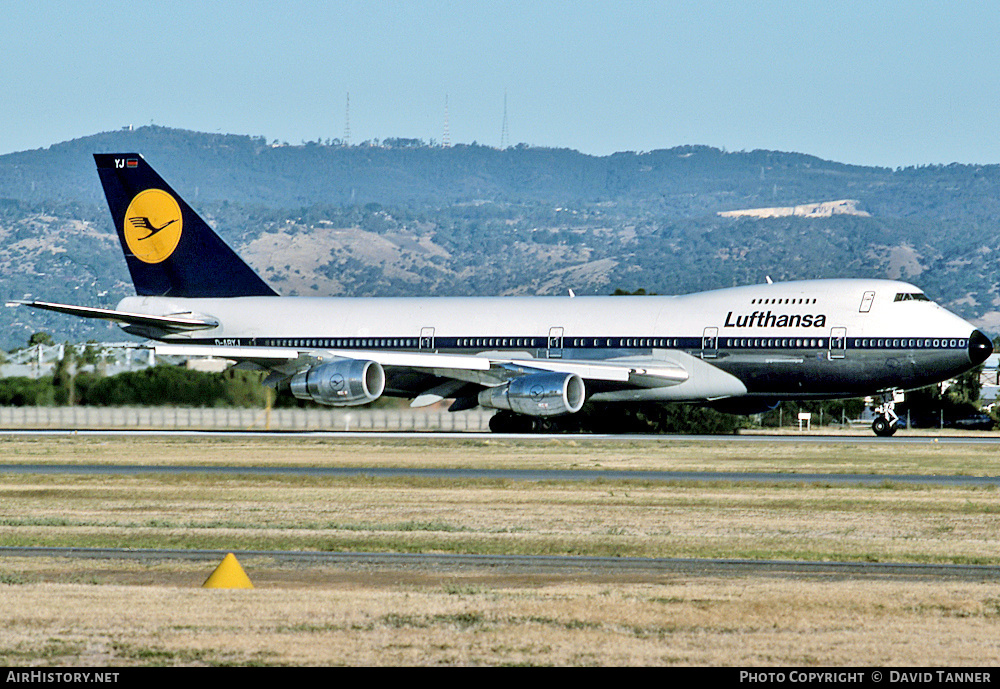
xmin=0 ymin=405 xmax=494 ymax=432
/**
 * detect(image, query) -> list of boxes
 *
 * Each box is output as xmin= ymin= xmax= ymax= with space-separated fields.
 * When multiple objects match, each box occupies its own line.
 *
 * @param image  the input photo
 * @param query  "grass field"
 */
xmin=1 ymin=434 xmax=999 ymax=666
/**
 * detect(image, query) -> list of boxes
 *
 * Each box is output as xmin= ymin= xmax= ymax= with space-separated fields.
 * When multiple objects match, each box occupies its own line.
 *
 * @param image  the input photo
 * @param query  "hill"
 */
xmin=1 ymin=126 xmax=999 ymax=348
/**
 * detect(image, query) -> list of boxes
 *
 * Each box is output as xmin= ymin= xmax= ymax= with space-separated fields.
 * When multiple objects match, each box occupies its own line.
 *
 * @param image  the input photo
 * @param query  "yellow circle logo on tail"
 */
xmin=123 ymin=189 xmax=183 ymax=263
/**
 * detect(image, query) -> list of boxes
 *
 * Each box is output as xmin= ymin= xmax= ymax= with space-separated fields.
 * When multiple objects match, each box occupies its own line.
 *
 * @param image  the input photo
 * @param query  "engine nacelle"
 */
xmin=478 ymin=372 xmax=585 ymax=417
xmin=290 ymin=359 xmax=385 ymax=407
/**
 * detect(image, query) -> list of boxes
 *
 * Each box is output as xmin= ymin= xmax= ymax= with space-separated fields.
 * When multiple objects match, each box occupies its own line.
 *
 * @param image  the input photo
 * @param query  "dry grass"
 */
xmin=3 ymin=433 xmax=1000 ymax=475
xmin=1 ymin=561 xmax=999 ymax=666
xmin=1 ymin=473 xmax=997 ymax=562
xmin=1 ymin=434 xmax=1000 ymax=666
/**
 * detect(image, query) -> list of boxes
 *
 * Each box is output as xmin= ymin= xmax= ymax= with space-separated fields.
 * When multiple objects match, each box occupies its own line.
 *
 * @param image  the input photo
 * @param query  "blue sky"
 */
xmin=2 ymin=0 xmax=998 ymax=167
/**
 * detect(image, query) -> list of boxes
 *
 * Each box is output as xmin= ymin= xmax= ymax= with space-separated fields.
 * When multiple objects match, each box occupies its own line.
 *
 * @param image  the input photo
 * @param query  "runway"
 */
xmin=2 ymin=546 xmax=998 ymax=582
xmin=3 ymin=428 xmax=1000 ymax=444
xmin=2 ymin=428 xmax=999 ymax=485
xmin=2 ymin=463 xmax=999 ymax=487
xmin=3 ymin=430 xmax=998 ymax=584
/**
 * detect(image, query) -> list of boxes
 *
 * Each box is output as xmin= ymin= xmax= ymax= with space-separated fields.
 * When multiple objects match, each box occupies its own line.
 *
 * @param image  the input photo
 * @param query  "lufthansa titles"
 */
xmin=724 ymin=310 xmax=827 ymax=329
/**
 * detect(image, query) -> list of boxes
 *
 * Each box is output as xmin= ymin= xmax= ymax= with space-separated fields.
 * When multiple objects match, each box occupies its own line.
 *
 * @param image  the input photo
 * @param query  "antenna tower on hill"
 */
xmin=344 ymin=92 xmax=351 ymax=146
xmin=500 ymin=91 xmax=510 ymax=149
xmin=443 ymin=94 xmax=451 ymax=147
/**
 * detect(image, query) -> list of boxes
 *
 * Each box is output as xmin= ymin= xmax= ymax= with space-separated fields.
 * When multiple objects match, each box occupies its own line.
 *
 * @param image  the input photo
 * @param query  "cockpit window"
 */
xmin=894 ymin=293 xmax=930 ymax=302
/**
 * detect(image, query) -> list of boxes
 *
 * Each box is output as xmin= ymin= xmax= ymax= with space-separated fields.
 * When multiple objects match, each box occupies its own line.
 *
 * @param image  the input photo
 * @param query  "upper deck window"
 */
xmin=894 ymin=293 xmax=930 ymax=302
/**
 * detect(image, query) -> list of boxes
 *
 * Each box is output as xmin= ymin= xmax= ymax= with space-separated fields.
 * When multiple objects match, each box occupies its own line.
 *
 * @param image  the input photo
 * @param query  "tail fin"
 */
xmin=93 ymin=153 xmax=277 ymax=298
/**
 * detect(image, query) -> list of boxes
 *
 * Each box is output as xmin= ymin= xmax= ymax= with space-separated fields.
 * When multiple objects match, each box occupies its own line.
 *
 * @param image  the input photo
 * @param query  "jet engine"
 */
xmin=290 ymin=359 xmax=385 ymax=406
xmin=478 ymin=372 xmax=585 ymax=417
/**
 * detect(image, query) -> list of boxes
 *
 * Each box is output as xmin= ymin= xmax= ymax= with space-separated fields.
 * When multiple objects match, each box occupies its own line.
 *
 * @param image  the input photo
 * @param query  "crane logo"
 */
xmin=123 ymin=189 xmax=183 ymax=263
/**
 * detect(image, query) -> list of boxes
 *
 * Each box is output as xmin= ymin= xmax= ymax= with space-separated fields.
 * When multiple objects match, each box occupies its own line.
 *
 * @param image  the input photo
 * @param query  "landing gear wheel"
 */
xmin=489 ymin=411 xmax=537 ymax=433
xmin=872 ymin=416 xmax=897 ymax=437
xmin=488 ymin=412 xmax=567 ymax=434
xmin=489 ymin=411 xmax=513 ymax=433
xmin=870 ymin=391 xmax=902 ymax=437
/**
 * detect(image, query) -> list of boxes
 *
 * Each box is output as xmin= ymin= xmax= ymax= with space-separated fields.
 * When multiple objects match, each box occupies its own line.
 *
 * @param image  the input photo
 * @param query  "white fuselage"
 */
xmin=118 ymin=278 xmax=987 ymax=403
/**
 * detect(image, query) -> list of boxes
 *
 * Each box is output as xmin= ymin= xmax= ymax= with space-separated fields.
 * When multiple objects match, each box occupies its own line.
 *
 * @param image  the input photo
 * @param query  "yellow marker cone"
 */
xmin=202 ymin=553 xmax=254 ymax=589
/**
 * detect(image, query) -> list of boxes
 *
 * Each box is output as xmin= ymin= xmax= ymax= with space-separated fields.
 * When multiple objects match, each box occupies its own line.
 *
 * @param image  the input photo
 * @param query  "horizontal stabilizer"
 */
xmin=7 ymin=300 xmax=218 ymax=332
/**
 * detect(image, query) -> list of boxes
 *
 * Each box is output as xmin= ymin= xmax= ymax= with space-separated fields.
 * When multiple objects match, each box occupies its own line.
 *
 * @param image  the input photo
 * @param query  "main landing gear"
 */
xmin=489 ymin=411 xmax=554 ymax=433
xmin=870 ymin=391 xmax=904 ymax=437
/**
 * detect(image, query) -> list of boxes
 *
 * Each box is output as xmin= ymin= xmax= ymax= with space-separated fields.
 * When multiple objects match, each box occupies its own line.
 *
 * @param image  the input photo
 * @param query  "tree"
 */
xmin=52 ymin=344 xmax=77 ymax=405
xmin=28 ymin=332 xmax=54 ymax=347
xmin=948 ymin=366 xmax=982 ymax=406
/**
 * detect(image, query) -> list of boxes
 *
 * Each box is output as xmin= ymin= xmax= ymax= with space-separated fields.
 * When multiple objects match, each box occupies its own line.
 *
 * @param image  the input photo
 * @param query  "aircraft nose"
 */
xmin=968 ymin=329 xmax=993 ymax=366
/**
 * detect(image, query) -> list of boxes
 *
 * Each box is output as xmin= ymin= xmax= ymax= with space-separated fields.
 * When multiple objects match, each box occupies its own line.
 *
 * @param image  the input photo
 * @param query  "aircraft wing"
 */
xmin=149 ymin=343 xmax=689 ymax=389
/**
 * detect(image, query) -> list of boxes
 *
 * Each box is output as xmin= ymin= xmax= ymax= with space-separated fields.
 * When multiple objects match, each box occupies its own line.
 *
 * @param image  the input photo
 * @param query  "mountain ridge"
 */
xmin=0 ymin=126 xmax=998 ymax=349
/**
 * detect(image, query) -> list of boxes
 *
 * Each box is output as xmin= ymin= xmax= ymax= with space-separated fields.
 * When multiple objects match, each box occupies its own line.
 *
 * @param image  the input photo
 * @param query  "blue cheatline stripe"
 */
xmin=176 ymin=335 xmax=970 ymax=352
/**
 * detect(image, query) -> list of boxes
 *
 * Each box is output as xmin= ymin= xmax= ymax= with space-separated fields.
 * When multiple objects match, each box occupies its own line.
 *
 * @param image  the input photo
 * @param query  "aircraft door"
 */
xmin=701 ymin=327 xmax=719 ymax=359
xmin=829 ymin=327 xmax=847 ymax=360
xmin=859 ymin=291 xmax=875 ymax=313
xmin=419 ymin=327 xmax=435 ymax=351
xmin=547 ymin=327 xmax=564 ymax=359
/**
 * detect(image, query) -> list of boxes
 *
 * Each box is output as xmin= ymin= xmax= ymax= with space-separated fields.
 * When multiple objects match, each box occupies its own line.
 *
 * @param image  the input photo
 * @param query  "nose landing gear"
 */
xmin=870 ymin=391 xmax=903 ymax=437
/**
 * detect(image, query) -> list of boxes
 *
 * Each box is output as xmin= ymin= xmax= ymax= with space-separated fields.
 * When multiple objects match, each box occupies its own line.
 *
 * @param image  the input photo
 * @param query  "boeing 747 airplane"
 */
xmin=11 ymin=154 xmax=994 ymax=436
